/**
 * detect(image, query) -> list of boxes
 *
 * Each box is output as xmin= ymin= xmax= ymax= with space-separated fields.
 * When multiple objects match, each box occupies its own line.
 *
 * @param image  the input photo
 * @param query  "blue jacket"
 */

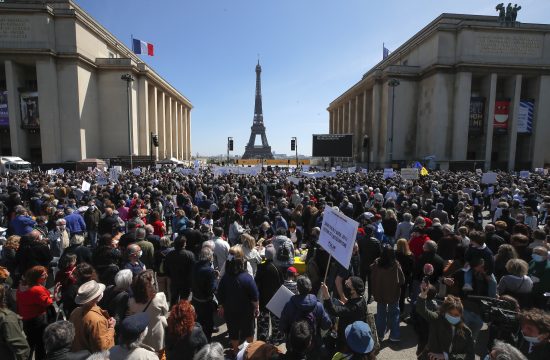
xmin=279 ymin=294 xmax=332 ymax=335
xmin=10 ymin=215 xmax=36 ymax=236
xmin=64 ymin=213 xmax=86 ymax=234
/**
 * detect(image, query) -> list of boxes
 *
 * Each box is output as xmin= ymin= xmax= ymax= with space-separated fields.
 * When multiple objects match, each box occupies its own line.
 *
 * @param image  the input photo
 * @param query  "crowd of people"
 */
xmin=0 ymin=166 xmax=549 ymax=360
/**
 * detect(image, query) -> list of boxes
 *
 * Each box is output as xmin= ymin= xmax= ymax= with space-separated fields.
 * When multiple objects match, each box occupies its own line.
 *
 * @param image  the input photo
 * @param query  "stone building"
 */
xmin=327 ymin=14 xmax=550 ymax=170
xmin=0 ymin=0 xmax=192 ymax=163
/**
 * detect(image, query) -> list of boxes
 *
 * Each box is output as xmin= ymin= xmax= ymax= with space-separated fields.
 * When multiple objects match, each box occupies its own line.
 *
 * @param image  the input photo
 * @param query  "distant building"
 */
xmin=0 ymin=0 xmax=192 ymax=163
xmin=328 ymin=14 xmax=550 ymax=170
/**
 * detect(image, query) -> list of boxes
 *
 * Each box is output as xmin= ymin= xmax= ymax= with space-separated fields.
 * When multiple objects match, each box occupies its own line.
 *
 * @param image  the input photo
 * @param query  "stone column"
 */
xmin=372 ymin=82 xmax=382 ymax=166
xmin=340 ymin=105 xmax=345 ymax=134
xmin=171 ymin=100 xmax=178 ymax=159
xmin=329 ymin=110 xmax=334 ymax=134
xmin=137 ymin=77 xmax=149 ymax=156
xmin=532 ymin=76 xmax=550 ymax=168
xmin=35 ymin=58 xmax=61 ymax=163
xmin=361 ymin=90 xmax=368 ymax=162
xmin=187 ymin=108 xmax=191 ymax=160
xmin=354 ymin=95 xmax=359 ymax=162
xmin=484 ymin=74 xmax=498 ymax=170
xmin=157 ymin=91 xmax=166 ymax=159
xmin=335 ymin=107 xmax=340 ymax=133
xmin=165 ymin=96 xmax=172 ymax=158
xmin=4 ymin=60 xmax=28 ymax=159
xmin=179 ymin=104 xmax=184 ymax=159
xmin=508 ymin=74 xmax=523 ymax=171
xmin=148 ymin=86 xmax=158 ymax=160
xmin=452 ymin=72 xmax=472 ymax=161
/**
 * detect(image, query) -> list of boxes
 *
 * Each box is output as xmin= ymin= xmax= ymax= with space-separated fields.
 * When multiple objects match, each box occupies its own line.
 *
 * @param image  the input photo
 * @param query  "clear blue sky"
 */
xmin=76 ymin=0 xmax=549 ymax=157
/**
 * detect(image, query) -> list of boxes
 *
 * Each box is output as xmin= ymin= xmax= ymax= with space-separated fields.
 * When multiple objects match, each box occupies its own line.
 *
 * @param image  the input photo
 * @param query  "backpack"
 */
xmin=277 ymin=240 xmax=292 ymax=262
xmin=299 ymin=309 xmax=317 ymax=335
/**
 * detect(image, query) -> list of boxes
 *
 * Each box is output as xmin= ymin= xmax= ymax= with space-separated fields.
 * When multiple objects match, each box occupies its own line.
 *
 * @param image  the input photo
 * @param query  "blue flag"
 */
xmin=413 ymin=161 xmax=422 ymax=169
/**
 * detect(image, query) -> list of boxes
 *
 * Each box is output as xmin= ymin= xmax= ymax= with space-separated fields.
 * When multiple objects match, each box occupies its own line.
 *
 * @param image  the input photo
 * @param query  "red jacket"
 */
xmin=17 ymin=285 xmax=53 ymax=321
xmin=409 ymin=234 xmax=430 ymax=260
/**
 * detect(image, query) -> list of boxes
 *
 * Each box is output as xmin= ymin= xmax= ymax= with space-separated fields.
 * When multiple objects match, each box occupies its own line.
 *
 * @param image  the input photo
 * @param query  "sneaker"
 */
xmin=462 ymin=284 xmax=473 ymax=292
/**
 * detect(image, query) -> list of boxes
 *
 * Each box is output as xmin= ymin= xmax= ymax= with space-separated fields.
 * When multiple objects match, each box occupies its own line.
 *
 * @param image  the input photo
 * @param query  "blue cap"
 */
xmin=345 ymin=321 xmax=374 ymax=354
xmin=120 ymin=312 xmax=149 ymax=337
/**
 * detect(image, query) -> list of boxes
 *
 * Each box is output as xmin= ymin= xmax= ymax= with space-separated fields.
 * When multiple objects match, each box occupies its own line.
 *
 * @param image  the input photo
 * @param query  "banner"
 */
xmin=318 ymin=206 xmax=359 ymax=269
xmin=81 ymin=181 xmax=91 ymax=192
xmin=20 ymin=92 xmax=40 ymax=129
xmin=469 ymin=97 xmax=485 ymax=134
xmin=401 ymin=168 xmax=419 ymax=180
xmin=96 ymin=173 xmax=108 ymax=185
xmin=109 ymin=168 xmax=120 ymax=182
xmin=0 ymin=91 xmax=8 ymax=127
xmin=519 ymin=171 xmax=530 ymax=179
xmin=493 ymin=100 xmax=510 ymax=134
xmin=517 ymin=100 xmax=534 ymax=134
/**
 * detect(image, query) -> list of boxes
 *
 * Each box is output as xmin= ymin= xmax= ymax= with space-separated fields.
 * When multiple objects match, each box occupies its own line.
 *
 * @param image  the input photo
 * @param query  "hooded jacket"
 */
xmin=370 ymin=259 xmax=405 ymax=304
xmin=279 ymin=294 xmax=331 ymax=335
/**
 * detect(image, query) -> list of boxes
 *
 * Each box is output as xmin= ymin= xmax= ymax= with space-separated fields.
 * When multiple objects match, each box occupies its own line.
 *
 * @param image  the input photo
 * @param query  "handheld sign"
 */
xmin=81 ymin=181 xmax=91 ymax=192
xmin=519 ymin=171 xmax=530 ymax=179
xmin=383 ymin=168 xmax=394 ymax=179
xmin=401 ymin=168 xmax=419 ymax=180
xmin=481 ymin=172 xmax=498 ymax=184
xmin=318 ymin=206 xmax=359 ymax=270
xmin=266 ymin=285 xmax=295 ymax=318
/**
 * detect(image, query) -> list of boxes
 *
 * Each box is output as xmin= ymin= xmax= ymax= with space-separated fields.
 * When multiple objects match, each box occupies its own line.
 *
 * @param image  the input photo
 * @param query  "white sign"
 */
xmin=347 ymin=166 xmax=356 ymax=173
xmin=520 ymin=171 xmax=530 ymax=179
xmin=288 ymin=176 xmax=300 ymax=185
xmin=87 ymin=167 xmax=92 ymax=172
xmin=318 ymin=206 xmax=359 ymax=269
xmin=335 ymin=166 xmax=341 ymax=171
xmin=361 ymin=168 xmax=368 ymax=174
xmin=96 ymin=173 xmax=108 ymax=186
xmin=302 ymin=165 xmax=310 ymax=172
xmin=481 ymin=172 xmax=498 ymax=184
xmin=266 ymin=285 xmax=295 ymax=318
xmin=132 ymin=168 xmax=141 ymax=176
xmin=47 ymin=169 xmax=55 ymax=175
xmin=401 ymin=168 xmax=419 ymax=180
xmin=109 ymin=168 xmax=120 ymax=182
xmin=487 ymin=186 xmax=495 ymax=195
xmin=113 ymin=166 xmax=122 ymax=172
xmin=56 ymin=168 xmax=65 ymax=175
xmin=383 ymin=168 xmax=395 ymax=179
xmin=155 ymin=164 xmax=162 ymax=170
xmin=81 ymin=181 xmax=91 ymax=192
xmin=1 ymin=178 xmax=7 ymax=187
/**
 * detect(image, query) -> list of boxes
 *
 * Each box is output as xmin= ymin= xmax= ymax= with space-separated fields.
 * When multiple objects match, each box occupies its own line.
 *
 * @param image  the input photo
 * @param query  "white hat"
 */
xmin=75 ymin=280 xmax=106 ymax=305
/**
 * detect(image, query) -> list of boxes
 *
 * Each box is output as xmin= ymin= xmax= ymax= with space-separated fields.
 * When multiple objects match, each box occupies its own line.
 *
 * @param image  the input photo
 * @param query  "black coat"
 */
xmin=45 ymin=348 xmax=90 ymax=360
xmin=165 ymin=324 xmax=207 ymax=360
xmin=164 ymin=248 xmax=195 ymax=289
xmin=415 ymin=251 xmax=445 ymax=283
xmin=16 ymin=241 xmax=53 ymax=275
xmin=255 ymin=260 xmax=283 ymax=309
xmin=60 ymin=244 xmax=92 ymax=266
xmin=357 ymin=236 xmax=381 ymax=278
xmin=323 ymin=296 xmax=368 ymax=349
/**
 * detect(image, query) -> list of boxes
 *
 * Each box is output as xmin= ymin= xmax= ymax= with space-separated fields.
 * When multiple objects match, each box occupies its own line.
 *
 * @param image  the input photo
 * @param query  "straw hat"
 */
xmin=75 ymin=280 xmax=105 ymax=305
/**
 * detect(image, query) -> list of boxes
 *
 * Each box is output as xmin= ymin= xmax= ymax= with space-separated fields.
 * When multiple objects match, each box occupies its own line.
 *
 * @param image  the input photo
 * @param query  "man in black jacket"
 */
xmin=356 ymin=225 xmax=381 ymax=303
xmin=320 ymin=276 xmax=368 ymax=352
xmin=164 ymin=235 xmax=195 ymax=305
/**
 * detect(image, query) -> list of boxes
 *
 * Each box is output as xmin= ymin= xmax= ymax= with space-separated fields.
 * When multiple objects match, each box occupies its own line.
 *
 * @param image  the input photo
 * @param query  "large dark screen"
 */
xmin=312 ymin=134 xmax=353 ymax=157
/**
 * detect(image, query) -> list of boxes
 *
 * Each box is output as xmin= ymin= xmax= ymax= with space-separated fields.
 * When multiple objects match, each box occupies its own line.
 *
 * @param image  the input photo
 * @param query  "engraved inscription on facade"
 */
xmin=0 ymin=17 xmax=31 ymax=40
xmin=476 ymin=35 xmax=542 ymax=57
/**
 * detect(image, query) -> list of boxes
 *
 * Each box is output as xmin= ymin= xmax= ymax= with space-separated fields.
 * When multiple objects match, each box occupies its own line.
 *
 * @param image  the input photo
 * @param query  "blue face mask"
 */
xmin=445 ymin=313 xmax=461 ymax=325
xmin=522 ymin=331 xmax=541 ymax=344
xmin=532 ymin=254 xmax=545 ymax=263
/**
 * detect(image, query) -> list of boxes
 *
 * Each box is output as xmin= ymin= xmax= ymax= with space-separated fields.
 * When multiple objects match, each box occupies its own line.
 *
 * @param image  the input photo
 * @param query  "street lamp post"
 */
xmin=227 ymin=137 xmax=233 ymax=164
xmin=121 ymin=74 xmax=135 ymax=169
xmin=388 ymin=78 xmax=400 ymax=166
xmin=291 ymin=136 xmax=298 ymax=171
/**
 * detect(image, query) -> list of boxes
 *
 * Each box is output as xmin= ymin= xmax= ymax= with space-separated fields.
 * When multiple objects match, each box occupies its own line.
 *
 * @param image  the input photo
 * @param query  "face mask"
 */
xmin=532 ymin=254 xmax=545 ymax=263
xmin=343 ymin=286 xmax=353 ymax=299
xmin=522 ymin=331 xmax=541 ymax=344
xmin=445 ymin=313 xmax=461 ymax=325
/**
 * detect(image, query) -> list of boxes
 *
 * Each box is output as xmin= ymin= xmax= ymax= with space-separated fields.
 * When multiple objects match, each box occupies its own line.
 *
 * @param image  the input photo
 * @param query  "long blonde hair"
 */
xmin=240 ymin=233 xmax=256 ymax=250
xmin=396 ymin=238 xmax=412 ymax=256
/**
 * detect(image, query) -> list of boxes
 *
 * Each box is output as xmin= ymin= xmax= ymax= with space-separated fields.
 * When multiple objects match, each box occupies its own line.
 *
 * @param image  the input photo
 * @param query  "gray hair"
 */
xmin=85 ymin=351 xmax=110 ymax=360
xmin=160 ymin=236 xmax=172 ymax=248
xmin=70 ymin=234 xmax=84 ymax=245
xmin=43 ymin=321 xmax=75 ymax=353
xmin=199 ymin=246 xmax=214 ymax=262
xmin=297 ymin=276 xmax=312 ymax=295
xmin=491 ymin=340 xmax=527 ymax=360
xmin=193 ymin=342 xmax=224 ymax=360
xmin=144 ymin=224 xmax=154 ymax=234
xmin=202 ymin=240 xmax=215 ymax=251
xmin=55 ymin=218 xmax=66 ymax=226
xmin=114 ymin=269 xmax=133 ymax=291
xmin=403 ymin=213 xmax=412 ymax=222
xmin=424 ymin=240 xmax=438 ymax=252
xmin=135 ymin=227 xmax=146 ymax=240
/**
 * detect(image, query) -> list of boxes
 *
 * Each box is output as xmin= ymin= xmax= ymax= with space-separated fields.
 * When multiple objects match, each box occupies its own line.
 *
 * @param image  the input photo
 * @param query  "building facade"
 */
xmin=0 ymin=0 xmax=192 ymax=164
xmin=328 ymin=14 xmax=550 ymax=170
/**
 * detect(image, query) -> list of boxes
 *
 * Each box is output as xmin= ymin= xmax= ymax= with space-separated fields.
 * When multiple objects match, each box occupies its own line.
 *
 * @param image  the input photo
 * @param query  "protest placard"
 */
xmin=56 ymin=168 xmax=65 ymax=175
xmin=132 ymin=168 xmax=141 ymax=176
xmin=288 ymin=176 xmax=300 ymax=185
xmin=81 ymin=181 xmax=91 ymax=192
xmin=481 ymin=172 xmax=498 ymax=184
xmin=109 ymin=168 xmax=119 ymax=182
xmin=383 ymin=168 xmax=394 ymax=179
xmin=520 ymin=171 xmax=530 ymax=179
xmin=401 ymin=168 xmax=418 ymax=180
xmin=266 ymin=285 xmax=295 ymax=318
xmin=96 ymin=173 xmax=108 ymax=186
xmin=318 ymin=206 xmax=359 ymax=270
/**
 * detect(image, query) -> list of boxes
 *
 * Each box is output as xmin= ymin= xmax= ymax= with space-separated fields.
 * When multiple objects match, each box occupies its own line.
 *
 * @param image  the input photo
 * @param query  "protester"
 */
xmin=43 ymin=321 xmax=90 ymax=360
xmin=165 ymin=300 xmax=207 ymax=360
xmin=109 ymin=312 xmax=159 ymax=360
xmin=191 ymin=246 xmax=217 ymax=341
xmin=0 ymin=285 xmax=30 ymax=360
xmin=164 ymin=235 xmax=195 ymax=305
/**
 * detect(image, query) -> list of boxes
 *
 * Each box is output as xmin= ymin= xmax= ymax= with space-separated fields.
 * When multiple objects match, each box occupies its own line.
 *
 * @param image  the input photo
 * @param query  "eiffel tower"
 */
xmin=242 ymin=61 xmax=274 ymax=159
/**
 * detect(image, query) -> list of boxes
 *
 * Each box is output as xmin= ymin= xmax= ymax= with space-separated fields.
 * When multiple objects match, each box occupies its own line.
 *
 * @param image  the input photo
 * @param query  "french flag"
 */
xmin=132 ymin=38 xmax=154 ymax=56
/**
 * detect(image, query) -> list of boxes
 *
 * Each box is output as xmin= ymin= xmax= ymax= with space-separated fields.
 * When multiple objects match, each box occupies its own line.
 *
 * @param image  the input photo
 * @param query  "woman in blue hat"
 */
xmin=332 ymin=321 xmax=376 ymax=360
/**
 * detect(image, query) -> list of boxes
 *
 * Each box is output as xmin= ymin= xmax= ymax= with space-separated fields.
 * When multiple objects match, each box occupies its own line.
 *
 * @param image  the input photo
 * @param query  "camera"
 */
xmin=468 ymin=295 xmax=520 ymax=344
